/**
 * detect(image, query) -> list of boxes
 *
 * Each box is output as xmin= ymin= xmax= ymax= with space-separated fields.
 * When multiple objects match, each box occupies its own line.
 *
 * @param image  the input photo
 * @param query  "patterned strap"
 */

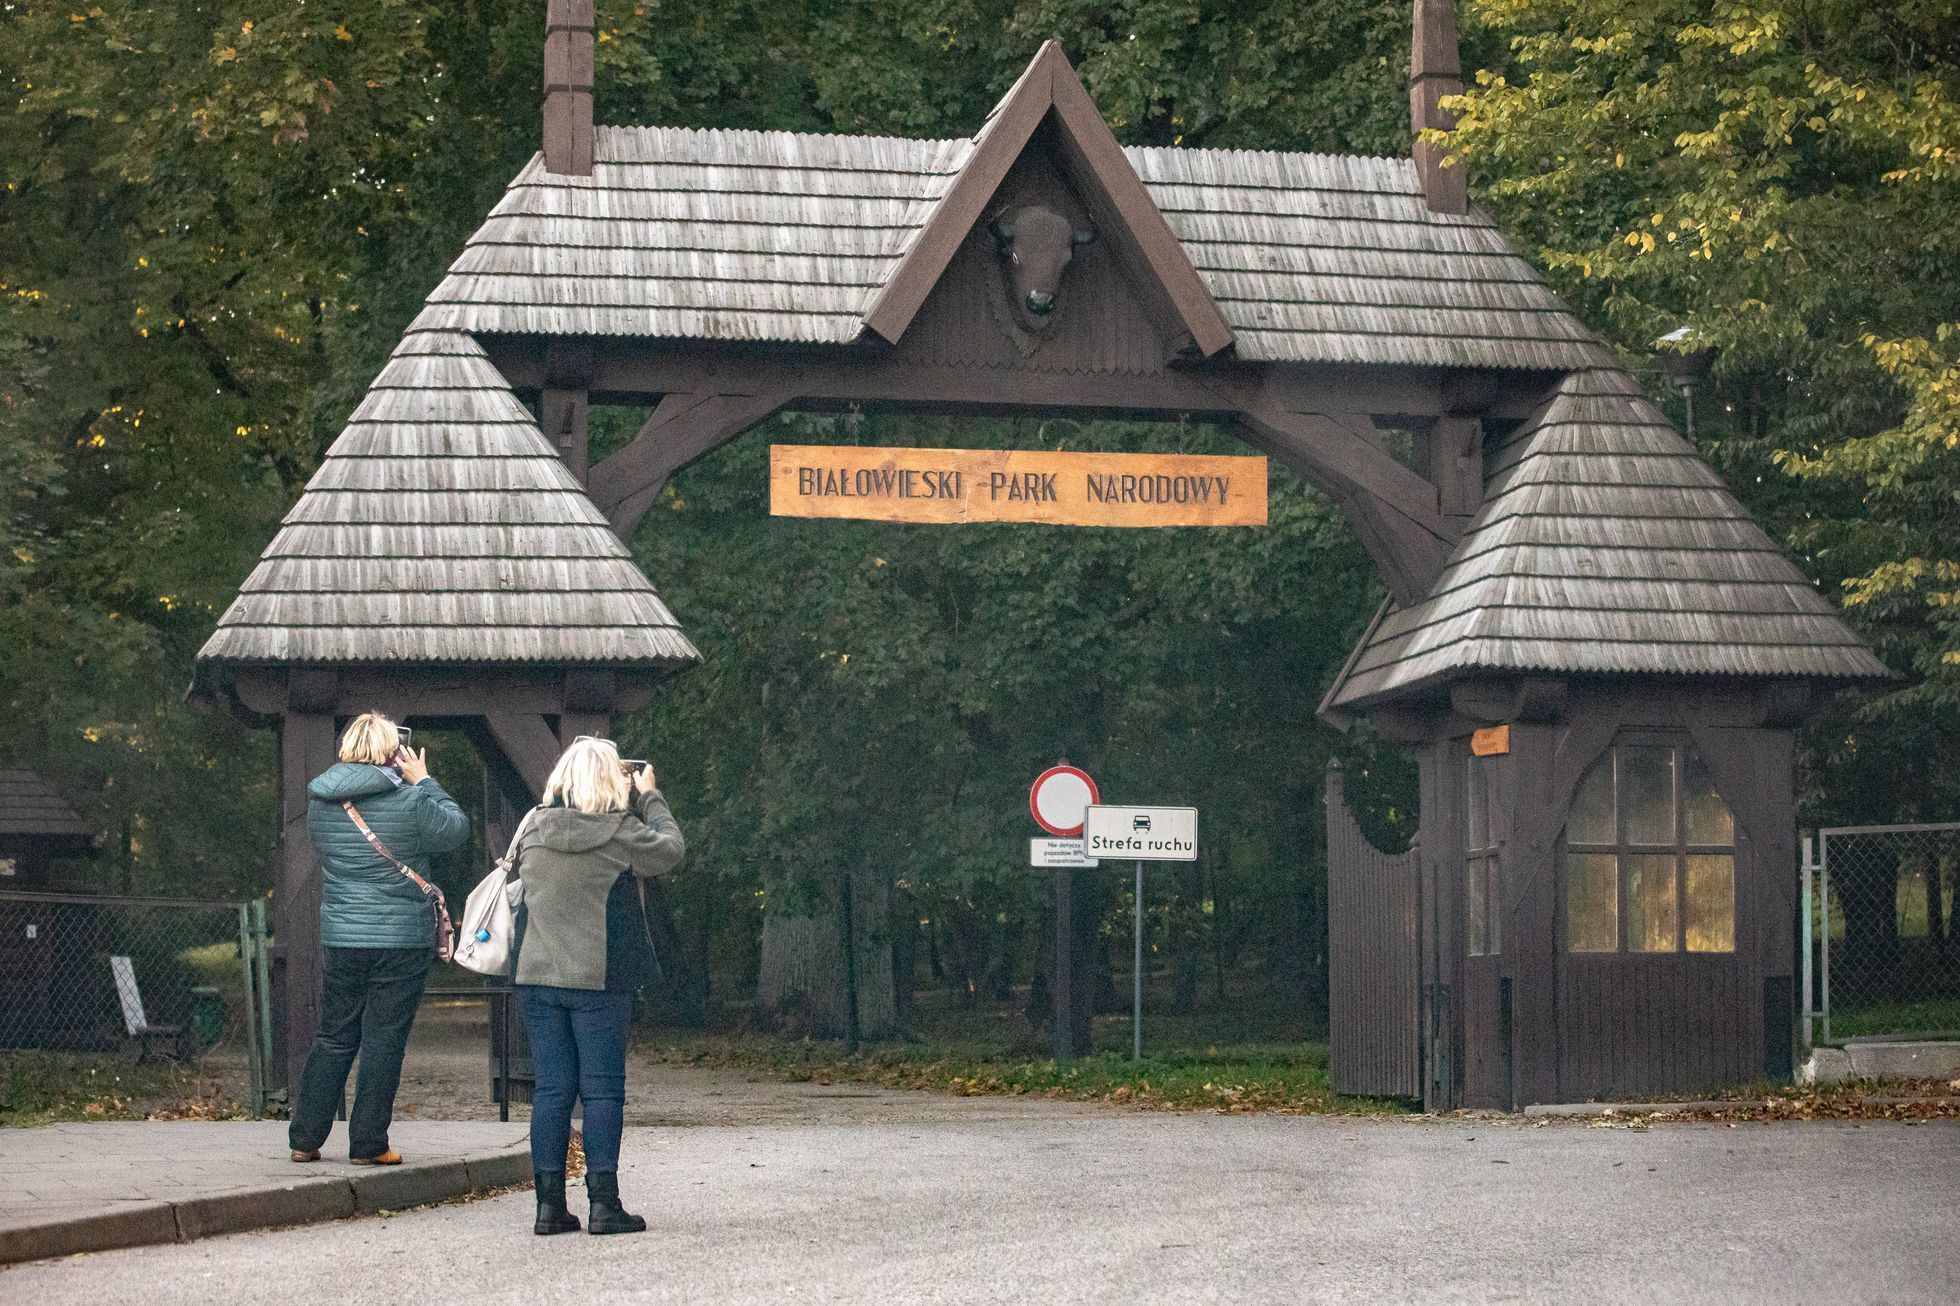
xmin=341 ymin=800 xmax=439 ymax=896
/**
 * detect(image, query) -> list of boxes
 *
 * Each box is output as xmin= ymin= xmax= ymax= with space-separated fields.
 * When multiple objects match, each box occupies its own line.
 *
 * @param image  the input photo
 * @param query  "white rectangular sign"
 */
xmin=1083 ymin=805 xmax=1198 ymax=861
xmin=1029 ymin=838 xmax=1098 ymax=868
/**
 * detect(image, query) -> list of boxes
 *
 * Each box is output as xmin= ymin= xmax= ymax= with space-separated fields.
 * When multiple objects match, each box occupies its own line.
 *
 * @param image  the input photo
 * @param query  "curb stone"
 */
xmin=0 ymin=1148 xmax=529 ymax=1266
xmin=0 ymin=1203 xmax=179 ymax=1264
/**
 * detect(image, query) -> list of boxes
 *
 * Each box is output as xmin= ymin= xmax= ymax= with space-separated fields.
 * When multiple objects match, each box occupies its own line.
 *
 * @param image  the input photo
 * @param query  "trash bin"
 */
xmin=189 ymin=986 xmax=225 ymax=1048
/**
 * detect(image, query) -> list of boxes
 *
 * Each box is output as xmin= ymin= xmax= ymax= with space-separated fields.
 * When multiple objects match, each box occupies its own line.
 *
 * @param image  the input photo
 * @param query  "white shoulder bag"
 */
xmin=453 ymin=807 xmax=538 ymax=976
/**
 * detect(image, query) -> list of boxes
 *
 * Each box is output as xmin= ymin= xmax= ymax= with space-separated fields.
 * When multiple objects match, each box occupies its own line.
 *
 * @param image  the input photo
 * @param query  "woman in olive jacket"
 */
xmin=513 ymin=735 xmax=684 ymax=1236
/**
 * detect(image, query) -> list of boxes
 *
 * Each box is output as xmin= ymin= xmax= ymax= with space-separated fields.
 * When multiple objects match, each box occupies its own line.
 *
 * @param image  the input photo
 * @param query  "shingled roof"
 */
xmin=0 ymin=765 xmax=91 ymax=842
xmin=196 ymin=39 xmax=1878 ymax=697
xmin=194 ymin=328 xmax=700 ymax=677
xmin=1322 ymin=368 xmax=1891 ymax=709
xmin=418 ymin=127 xmax=1601 ymax=372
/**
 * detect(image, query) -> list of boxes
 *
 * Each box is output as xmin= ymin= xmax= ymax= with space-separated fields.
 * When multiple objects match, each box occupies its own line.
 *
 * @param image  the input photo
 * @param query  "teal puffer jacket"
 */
xmin=307 ymin=762 xmax=469 ymax=950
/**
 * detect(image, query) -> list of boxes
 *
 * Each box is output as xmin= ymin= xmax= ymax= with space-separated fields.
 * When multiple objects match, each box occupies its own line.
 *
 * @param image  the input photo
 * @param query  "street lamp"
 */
xmin=1656 ymin=325 xmax=1717 ymax=442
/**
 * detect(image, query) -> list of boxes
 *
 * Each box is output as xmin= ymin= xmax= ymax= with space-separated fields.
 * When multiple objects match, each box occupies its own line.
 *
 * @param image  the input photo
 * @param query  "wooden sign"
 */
xmin=1471 ymin=725 xmax=1511 ymax=757
xmin=769 ymin=445 xmax=1267 ymax=527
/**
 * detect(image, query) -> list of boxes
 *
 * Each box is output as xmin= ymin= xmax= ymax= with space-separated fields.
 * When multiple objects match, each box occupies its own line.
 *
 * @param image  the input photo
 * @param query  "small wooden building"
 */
xmin=193 ymin=1 xmax=1887 ymax=1106
xmin=0 ymin=764 xmax=92 ymax=888
xmin=0 ymin=764 xmax=96 ymax=1049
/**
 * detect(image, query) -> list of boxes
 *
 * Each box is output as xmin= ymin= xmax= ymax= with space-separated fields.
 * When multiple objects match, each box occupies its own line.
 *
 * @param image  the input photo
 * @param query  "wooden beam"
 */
xmin=275 ymin=711 xmax=337 ymax=1093
xmin=542 ymin=338 xmax=595 ymax=484
xmin=1225 ymin=399 xmax=1455 ymax=604
xmin=484 ymin=714 xmax=562 ymax=797
xmin=588 ymin=391 xmax=792 ymax=538
xmin=484 ymin=335 xmax=1555 ymax=422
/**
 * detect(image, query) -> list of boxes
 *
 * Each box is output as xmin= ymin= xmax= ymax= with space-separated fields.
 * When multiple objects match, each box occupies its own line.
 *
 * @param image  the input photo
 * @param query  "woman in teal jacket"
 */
xmin=288 ymin=712 xmax=468 ymax=1165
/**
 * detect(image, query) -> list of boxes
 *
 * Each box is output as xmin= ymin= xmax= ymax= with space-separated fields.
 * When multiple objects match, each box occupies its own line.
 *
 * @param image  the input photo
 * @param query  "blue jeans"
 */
xmin=518 ymin=985 xmax=632 ymax=1174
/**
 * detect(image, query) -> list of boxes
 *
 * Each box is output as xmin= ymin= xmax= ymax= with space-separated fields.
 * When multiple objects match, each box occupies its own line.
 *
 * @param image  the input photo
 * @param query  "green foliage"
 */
xmin=1448 ymin=0 xmax=1960 ymax=820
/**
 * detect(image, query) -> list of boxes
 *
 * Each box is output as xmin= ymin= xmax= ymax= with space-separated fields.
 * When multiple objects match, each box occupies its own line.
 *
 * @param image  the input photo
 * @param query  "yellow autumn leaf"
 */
xmin=335 ymin=24 xmax=352 ymax=41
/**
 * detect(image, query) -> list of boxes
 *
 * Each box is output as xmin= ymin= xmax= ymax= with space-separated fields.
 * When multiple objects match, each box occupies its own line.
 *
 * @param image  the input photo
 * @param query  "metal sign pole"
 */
xmin=1133 ymin=860 xmax=1144 ymax=1062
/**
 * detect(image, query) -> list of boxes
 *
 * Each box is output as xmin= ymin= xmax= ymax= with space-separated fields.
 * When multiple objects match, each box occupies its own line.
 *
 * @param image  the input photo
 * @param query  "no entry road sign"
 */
xmin=1029 ymin=765 xmax=1100 ymax=837
xmin=1084 ymin=805 xmax=1197 ymax=861
xmin=1029 ymin=838 xmax=1098 ymax=868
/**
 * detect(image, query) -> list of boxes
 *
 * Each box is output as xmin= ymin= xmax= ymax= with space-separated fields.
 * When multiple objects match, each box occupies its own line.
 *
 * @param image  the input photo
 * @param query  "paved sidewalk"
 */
xmin=0 ymin=1120 xmax=531 ymax=1265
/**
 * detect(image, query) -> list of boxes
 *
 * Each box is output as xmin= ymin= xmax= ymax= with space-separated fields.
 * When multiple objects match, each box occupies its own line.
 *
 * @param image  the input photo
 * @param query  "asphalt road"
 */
xmin=5 ymin=1114 xmax=1954 ymax=1304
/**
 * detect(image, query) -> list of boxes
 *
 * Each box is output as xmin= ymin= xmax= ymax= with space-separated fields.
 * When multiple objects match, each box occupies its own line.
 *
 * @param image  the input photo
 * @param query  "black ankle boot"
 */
xmin=585 ymin=1170 xmax=646 ymax=1235
xmin=534 ymin=1170 xmax=581 ymax=1235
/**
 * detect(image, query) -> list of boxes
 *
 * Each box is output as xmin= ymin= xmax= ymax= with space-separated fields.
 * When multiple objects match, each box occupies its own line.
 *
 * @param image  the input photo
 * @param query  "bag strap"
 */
xmin=342 ymin=800 xmax=440 ymax=897
xmin=501 ymin=806 xmax=542 ymax=880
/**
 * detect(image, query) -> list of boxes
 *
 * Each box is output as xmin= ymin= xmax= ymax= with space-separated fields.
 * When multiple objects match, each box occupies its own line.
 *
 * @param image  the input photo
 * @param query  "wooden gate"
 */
xmin=1326 ymin=761 xmax=1421 ymax=1098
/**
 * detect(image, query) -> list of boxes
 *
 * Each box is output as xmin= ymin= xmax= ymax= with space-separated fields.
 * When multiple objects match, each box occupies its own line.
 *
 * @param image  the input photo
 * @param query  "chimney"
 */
xmin=543 ymin=0 xmax=595 ymax=176
xmin=1409 ymin=0 xmax=1467 ymax=215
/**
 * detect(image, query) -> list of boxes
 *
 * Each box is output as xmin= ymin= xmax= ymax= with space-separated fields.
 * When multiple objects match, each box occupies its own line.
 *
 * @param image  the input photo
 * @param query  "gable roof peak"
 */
xmin=859 ymin=39 xmax=1234 ymax=360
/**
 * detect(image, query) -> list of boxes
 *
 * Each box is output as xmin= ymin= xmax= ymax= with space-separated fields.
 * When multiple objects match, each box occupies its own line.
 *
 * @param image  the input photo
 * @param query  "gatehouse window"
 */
xmin=1466 ymin=755 xmax=1499 ymax=956
xmin=1563 ymin=743 xmax=1735 ymax=954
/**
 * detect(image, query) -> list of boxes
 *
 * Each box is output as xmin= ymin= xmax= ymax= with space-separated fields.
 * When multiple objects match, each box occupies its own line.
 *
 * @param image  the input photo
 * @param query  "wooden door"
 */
xmin=1326 ymin=765 xmax=1420 ymax=1099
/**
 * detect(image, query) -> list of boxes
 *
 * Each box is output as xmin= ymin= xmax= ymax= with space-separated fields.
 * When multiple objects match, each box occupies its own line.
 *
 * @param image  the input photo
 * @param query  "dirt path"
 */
xmin=396 ymin=997 xmax=1105 ymax=1129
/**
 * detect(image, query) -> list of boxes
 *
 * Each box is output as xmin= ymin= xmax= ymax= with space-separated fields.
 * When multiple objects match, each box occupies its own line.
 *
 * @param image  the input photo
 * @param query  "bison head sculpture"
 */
xmin=989 ymin=204 xmax=1095 ymax=335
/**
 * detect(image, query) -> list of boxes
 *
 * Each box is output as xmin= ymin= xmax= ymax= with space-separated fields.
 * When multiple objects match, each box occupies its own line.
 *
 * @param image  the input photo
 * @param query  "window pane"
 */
xmin=1682 ymin=751 xmax=1734 ymax=846
xmin=1566 ymin=852 xmax=1618 ymax=952
xmin=1467 ymin=856 xmax=1487 ymax=956
xmin=1466 ymin=760 xmax=1489 ymax=852
xmin=1568 ymin=753 xmax=1614 ymax=845
xmin=1686 ymin=854 xmax=1736 ymax=952
xmin=1622 ymin=746 xmax=1675 ymax=845
xmin=1626 ymin=853 xmax=1679 ymax=952
xmin=1487 ymin=860 xmax=1502 ymax=955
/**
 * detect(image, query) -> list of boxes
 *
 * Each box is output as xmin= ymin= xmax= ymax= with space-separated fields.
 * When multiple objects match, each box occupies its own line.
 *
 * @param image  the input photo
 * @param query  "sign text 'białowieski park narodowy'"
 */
xmin=769 ymin=445 xmax=1268 ymax=528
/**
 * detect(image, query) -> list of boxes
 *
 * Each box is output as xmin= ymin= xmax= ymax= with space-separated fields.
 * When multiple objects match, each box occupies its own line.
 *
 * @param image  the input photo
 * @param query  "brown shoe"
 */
xmin=290 ymin=1148 xmax=321 ymax=1163
xmin=350 ymin=1149 xmax=403 ymax=1166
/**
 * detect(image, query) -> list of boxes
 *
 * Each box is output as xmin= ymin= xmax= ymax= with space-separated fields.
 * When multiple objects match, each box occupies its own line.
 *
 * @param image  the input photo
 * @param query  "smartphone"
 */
xmin=395 ymin=726 xmax=414 ymax=751
xmin=622 ymin=759 xmax=649 ymax=776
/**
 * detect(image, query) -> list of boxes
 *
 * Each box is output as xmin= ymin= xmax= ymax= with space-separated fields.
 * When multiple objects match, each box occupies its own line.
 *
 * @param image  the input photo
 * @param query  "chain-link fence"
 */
xmin=0 ymin=891 xmax=271 ymax=1115
xmin=1803 ymin=825 xmax=1960 ymax=1045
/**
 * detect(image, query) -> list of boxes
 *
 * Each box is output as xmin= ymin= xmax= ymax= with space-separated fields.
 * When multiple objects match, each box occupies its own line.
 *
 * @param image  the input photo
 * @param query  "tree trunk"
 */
xmin=755 ymin=872 xmax=895 ymax=1039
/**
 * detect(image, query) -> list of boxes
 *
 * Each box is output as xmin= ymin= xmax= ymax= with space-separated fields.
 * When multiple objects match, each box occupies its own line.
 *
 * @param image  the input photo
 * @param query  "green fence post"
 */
xmin=250 ymin=899 xmax=274 ymax=1113
xmin=238 ymin=903 xmax=263 ymax=1119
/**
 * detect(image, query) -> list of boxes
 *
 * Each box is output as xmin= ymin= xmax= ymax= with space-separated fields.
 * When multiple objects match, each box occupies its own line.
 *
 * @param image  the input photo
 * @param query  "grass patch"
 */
xmin=0 ymin=1052 xmax=246 ymax=1128
xmin=645 ymin=999 xmax=1409 ymax=1115
xmin=1827 ymin=996 xmax=1960 ymax=1041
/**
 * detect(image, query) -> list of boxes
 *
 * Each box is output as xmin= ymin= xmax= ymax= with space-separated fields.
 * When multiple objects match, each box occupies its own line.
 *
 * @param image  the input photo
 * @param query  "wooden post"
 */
xmin=274 ymin=711 xmax=337 ymax=1094
xmin=543 ymin=339 xmax=595 ymax=484
xmin=542 ymin=0 xmax=595 ymax=176
xmin=1410 ymin=0 xmax=1468 ymax=215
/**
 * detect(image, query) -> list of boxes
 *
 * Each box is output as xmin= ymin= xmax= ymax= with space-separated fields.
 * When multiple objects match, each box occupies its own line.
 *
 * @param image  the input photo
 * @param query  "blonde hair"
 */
xmin=542 ymin=737 xmax=630 ymax=814
xmin=339 ymin=712 xmax=401 ymax=765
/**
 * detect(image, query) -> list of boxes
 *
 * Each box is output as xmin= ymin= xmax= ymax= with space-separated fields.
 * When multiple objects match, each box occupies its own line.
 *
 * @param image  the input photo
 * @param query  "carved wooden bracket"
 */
xmin=587 ymin=390 xmax=794 ymax=539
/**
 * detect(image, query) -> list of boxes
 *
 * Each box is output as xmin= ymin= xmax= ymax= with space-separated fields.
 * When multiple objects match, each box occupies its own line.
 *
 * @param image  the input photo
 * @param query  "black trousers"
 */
xmin=288 ymin=946 xmax=429 ymax=1158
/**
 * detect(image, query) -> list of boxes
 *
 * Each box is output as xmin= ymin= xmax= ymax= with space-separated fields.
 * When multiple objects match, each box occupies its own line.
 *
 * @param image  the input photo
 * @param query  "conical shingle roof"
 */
xmin=194 ymin=328 xmax=699 ymax=686
xmin=1324 ymin=368 xmax=1890 ymax=709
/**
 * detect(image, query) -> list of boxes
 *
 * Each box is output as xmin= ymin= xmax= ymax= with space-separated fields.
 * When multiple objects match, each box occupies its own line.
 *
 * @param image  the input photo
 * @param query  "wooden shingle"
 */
xmin=410 ymin=124 xmax=1607 ymax=370
xmin=193 ymin=330 xmax=701 ymax=676
xmin=1323 ymin=369 xmax=1891 ymax=708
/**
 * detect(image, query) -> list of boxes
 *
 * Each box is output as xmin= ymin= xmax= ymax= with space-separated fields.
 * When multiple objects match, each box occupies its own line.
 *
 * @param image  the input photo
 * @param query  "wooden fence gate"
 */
xmin=1326 ymin=760 xmax=1421 ymax=1098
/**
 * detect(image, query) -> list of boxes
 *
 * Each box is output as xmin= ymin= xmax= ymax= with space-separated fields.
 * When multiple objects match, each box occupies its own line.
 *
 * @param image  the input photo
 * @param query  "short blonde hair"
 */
xmin=542 ymin=737 xmax=630 ymax=814
xmin=339 ymin=712 xmax=401 ymax=765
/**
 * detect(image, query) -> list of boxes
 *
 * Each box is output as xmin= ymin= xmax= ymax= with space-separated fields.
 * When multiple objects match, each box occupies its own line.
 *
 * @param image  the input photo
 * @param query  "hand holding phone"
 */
xmin=397 ymin=746 xmax=430 ymax=785
xmin=629 ymin=761 xmax=656 ymax=794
